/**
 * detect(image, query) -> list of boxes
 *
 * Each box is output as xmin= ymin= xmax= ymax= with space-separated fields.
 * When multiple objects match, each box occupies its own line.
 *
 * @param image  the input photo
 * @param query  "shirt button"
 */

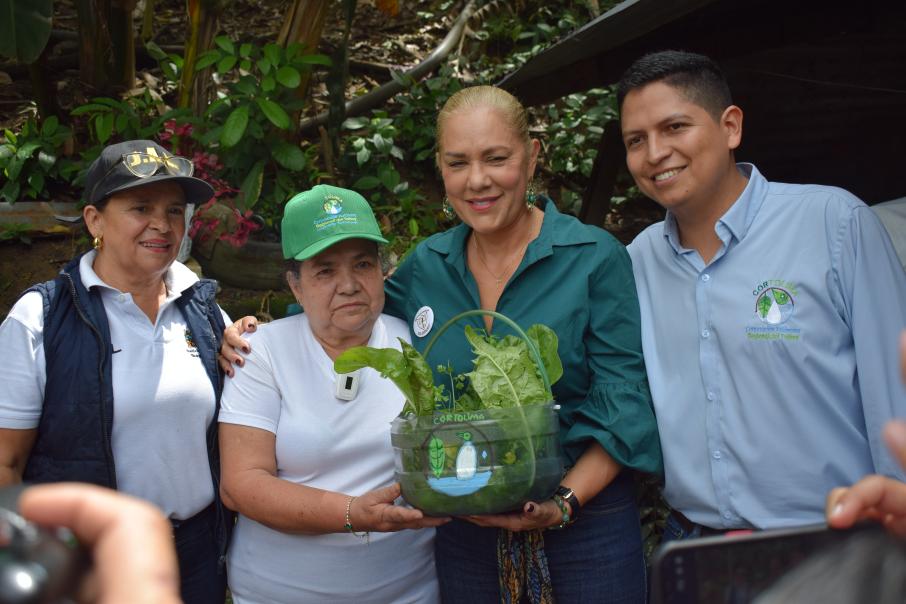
xmin=712 ymin=451 xmax=722 ymax=460
xmin=119 ymin=294 xmax=126 ymax=302
xmin=723 ymin=511 xmax=732 ymax=520
xmin=707 ymin=392 xmax=715 ymax=401
xmin=701 ymin=274 xmax=710 ymax=282
xmin=701 ymin=329 xmax=710 ymax=338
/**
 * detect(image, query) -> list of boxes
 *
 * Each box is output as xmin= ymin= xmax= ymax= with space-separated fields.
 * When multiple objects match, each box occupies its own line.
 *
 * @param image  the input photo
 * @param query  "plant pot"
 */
xmin=192 ymin=235 xmax=286 ymax=290
xmin=391 ymin=402 xmax=564 ymax=516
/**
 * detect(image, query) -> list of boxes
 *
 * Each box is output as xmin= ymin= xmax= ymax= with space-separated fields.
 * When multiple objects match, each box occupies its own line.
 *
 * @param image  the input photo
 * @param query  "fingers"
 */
xmin=357 ymin=484 xmax=450 ymax=531
xmin=218 ymin=353 xmax=234 ymax=377
xmin=883 ymin=419 xmax=906 ymax=471
xmin=827 ymin=474 xmax=906 ymax=530
xmin=221 ymin=317 xmax=257 ymax=374
xmin=20 ymin=483 xmax=180 ymax=604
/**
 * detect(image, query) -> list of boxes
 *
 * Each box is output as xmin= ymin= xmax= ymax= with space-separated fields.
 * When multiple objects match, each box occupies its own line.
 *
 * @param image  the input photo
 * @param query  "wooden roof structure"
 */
xmin=498 ymin=0 xmax=906 ymax=224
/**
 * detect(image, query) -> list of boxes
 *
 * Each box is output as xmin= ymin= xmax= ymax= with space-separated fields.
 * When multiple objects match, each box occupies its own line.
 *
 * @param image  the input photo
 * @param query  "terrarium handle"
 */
xmin=422 ymin=309 xmax=552 ymax=393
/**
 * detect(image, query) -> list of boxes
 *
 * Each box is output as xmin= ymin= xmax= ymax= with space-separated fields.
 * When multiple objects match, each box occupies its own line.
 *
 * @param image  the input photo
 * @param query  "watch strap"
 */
xmin=554 ymin=486 xmax=580 ymax=523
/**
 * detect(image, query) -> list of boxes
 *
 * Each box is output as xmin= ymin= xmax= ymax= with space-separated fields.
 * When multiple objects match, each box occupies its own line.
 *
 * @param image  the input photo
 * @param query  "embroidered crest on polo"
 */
xmin=322 ymin=194 xmax=343 ymax=215
xmin=413 ymin=306 xmax=434 ymax=338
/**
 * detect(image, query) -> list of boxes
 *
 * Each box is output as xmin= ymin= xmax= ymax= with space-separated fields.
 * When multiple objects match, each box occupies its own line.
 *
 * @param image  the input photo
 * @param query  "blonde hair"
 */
xmin=436 ymin=86 xmax=531 ymax=162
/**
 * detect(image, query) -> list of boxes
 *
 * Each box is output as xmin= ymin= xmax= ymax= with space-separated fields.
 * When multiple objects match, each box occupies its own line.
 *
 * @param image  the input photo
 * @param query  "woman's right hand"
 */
xmin=219 ymin=316 xmax=258 ymax=376
xmin=350 ymin=483 xmax=450 ymax=532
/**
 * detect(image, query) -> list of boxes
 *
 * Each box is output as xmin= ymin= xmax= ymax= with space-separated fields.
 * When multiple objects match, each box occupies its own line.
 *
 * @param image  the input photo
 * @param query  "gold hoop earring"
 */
xmin=442 ymin=197 xmax=456 ymax=220
xmin=526 ymin=183 xmax=537 ymax=210
xmin=92 ymin=235 xmax=104 ymax=250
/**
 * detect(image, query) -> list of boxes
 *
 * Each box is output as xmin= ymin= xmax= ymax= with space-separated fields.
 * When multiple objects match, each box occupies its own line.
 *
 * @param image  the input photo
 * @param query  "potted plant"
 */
xmin=335 ymin=310 xmax=565 ymax=516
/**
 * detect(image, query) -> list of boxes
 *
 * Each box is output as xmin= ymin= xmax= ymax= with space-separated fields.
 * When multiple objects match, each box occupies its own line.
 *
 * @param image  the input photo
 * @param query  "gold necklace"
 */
xmin=472 ymin=229 xmax=531 ymax=286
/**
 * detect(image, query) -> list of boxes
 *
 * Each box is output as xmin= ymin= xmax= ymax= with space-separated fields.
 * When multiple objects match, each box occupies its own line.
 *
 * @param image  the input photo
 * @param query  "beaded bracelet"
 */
xmin=344 ymin=496 xmax=370 ymax=544
xmin=550 ymin=494 xmax=571 ymax=530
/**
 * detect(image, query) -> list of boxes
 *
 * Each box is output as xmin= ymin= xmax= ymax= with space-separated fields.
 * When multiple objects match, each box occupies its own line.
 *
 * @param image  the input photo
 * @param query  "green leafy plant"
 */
xmin=0 ymin=222 xmax=34 ymax=244
xmin=0 ymin=117 xmax=75 ymax=203
xmin=335 ymin=313 xmax=564 ymax=515
xmin=193 ymin=36 xmax=330 ymax=218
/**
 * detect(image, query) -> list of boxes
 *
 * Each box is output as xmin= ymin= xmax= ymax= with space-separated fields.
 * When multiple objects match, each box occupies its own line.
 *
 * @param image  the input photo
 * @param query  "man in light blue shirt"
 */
xmin=619 ymin=50 xmax=906 ymax=535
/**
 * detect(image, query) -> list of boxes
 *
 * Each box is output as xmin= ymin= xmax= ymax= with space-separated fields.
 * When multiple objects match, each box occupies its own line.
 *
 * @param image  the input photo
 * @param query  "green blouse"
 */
xmin=384 ymin=198 xmax=662 ymax=474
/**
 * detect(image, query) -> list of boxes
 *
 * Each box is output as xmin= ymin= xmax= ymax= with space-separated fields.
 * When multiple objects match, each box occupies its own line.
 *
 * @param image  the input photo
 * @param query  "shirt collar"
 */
xmin=425 ymin=196 xmax=597 ymax=271
xmin=79 ymin=250 xmax=199 ymax=299
xmin=662 ymin=163 xmax=768 ymax=252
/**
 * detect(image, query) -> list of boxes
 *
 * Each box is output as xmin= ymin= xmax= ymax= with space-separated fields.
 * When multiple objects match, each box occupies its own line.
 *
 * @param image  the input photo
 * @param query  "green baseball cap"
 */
xmin=281 ymin=184 xmax=389 ymax=260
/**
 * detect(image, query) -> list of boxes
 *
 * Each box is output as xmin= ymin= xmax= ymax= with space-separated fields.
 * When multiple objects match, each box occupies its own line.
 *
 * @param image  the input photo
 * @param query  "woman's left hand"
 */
xmin=462 ymin=499 xmax=565 ymax=532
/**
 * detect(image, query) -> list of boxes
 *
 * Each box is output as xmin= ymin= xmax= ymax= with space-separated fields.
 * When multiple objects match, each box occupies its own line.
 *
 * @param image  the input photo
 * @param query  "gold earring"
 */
xmin=92 ymin=235 xmax=104 ymax=250
xmin=442 ymin=197 xmax=456 ymax=220
xmin=526 ymin=183 xmax=537 ymax=210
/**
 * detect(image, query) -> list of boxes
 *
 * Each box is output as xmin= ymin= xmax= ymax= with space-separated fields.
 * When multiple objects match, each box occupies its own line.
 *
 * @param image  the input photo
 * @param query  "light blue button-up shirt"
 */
xmin=628 ymin=164 xmax=906 ymax=529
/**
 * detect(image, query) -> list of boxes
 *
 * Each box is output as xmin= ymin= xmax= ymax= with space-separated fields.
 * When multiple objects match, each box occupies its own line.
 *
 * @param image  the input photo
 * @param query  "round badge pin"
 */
xmin=413 ymin=306 xmax=434 ymax=338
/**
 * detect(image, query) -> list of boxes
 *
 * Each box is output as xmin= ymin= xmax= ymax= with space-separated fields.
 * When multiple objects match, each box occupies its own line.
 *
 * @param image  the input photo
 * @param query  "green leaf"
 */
xmin=220 ymin=105 xmax=249 ymax=148
xmin=271 ymin=141 xmax=305 ymax=171
xmin=6 ymin=156 xmax=24 ymax=181
xmin=234 ymin=75 xmax=257 ymax=95
xmin=0 ymin=0 xmax=53 ymax=63
xmin=408 ymin=217 xmax=419 ymax=236
xmin=334 ymin=340 xmax=436 ymax=416
xmin=95 ymin=113 xmax=114 ymax=144
xmin=772 ymin=288 xmax=790 ymax=305
xmin=257 ymin=57 xmax=272 ymax=75
xmin=353 ymin=175 xmax=380 ymax=190
xmin=239 ymin=43 xmax=252 ymax=58
xmin=275 ymin=66 xmax=301 ymax=89
xmin=27 ymin=171 xmax=44 ymax=194
xmin=526 ymin=324 xmax=563 ymax=387
xmin=429 ymin=436 xmax=445 ymax=478
xmin=255 ymin=98 xmax=290 ymax=130
xmin=235 ymin=159 xmax=265 ymax=211
xmin=261 ymin=74 xmax=276 ymax=92
xmin=16 ymin=141 xmax=41 ymax=159
xmin=379 ymin=164 xmax=400 ymax=191
xmin=342 ymin=117 xmax=368 ymax=130
xmin=144 ymin=40 xmax=167 ymax=60
xmin=356 ymin=147 xmax=371 ymax=166
xmin=263 ymin=44 xmax=281 ymax=66
xmin=114 ymin=112 xmax=128 ymax=134
xmin=41 ymin=115 xmax=58 ymax=136
xmin=195 ymin=51 xmax=220 ymax=70
xmin=36 ymin=150 xmax=55 ymax=169
xmin=216 ymin=54 xmax=237 ymax=74
xmin=757 ymin=294 xmax=773 ymax=318
xmin=214 ymin=36 xmax=234 ymax=54
xmin=0 ymin=180 xmax=21 ymax=203
xmin=464 ymin=325 xmax=549 ymax=408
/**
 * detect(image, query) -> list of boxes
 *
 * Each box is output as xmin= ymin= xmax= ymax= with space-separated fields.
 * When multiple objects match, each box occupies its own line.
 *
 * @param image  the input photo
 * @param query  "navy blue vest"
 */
xmin=21 ymin=254 xmax=232 ymax=562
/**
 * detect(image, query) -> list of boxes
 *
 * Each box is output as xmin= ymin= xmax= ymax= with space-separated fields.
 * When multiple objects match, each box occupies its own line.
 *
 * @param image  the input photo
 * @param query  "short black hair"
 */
xmin=617 ymin=50 xmax=732 ymax=120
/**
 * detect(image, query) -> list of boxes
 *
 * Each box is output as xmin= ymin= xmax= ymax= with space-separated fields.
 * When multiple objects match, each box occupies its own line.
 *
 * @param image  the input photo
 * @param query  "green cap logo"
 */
xmin=281 ymin=184 xmax=388 ymax=260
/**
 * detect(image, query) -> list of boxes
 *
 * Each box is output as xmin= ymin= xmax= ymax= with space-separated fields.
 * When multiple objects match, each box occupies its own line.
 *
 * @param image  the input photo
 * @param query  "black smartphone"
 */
xmin=649 ymin=522 xmax=882 ymax=604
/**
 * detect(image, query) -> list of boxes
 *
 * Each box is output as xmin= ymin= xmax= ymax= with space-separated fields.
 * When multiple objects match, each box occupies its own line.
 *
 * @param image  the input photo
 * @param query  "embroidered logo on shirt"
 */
xmin=747 ymin=280 xmax=801 ymax=341
xmin=184 ymin=328 xmax=200 ymax=357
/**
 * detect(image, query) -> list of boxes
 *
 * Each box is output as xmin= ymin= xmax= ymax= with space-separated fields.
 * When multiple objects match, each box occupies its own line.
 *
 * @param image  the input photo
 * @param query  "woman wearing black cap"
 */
xmin=0 ymin=140 xmax=232 ymax=604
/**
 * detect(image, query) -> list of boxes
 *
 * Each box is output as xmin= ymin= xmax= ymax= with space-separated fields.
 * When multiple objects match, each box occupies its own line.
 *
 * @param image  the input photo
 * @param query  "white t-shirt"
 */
xmin=219 ymin=313 xmax=439 ymax=604
xmin=0 ymin=251 xmax=227 ymax=519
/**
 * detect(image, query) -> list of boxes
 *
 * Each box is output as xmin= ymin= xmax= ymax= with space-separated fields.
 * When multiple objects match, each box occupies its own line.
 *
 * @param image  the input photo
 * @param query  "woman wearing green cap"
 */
xmin=0 ymin=139 xmax=232 ymax=604
xmin=223 ymin=88 xmax=660 ymax=602
xmin=217 ymin=184 xmax=446 ymax=604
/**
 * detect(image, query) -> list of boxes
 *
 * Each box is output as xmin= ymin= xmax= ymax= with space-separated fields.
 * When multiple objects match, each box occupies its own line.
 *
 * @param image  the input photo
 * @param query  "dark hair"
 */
xmin=616 ymin=50 xmax=732 ymax=120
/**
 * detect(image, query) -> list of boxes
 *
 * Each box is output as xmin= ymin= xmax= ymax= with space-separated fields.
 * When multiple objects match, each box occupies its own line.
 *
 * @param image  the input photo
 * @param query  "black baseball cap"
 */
xmin=83 ymin=140 xmax=214 ymax=205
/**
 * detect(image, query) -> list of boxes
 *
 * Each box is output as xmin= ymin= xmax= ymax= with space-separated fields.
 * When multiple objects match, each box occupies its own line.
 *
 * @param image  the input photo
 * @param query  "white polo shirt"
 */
xmin=0 ymin=251 xmax=229 ymax=519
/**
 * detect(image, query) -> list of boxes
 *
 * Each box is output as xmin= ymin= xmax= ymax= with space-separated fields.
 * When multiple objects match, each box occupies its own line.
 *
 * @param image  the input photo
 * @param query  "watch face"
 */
xmin=555 ymin=486 xmax=574 ymax=498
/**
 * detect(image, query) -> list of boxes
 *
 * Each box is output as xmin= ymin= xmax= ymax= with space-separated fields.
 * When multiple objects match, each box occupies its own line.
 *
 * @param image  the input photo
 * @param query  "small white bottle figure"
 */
xmin=455 ymin=432 xmax=477 ymax=480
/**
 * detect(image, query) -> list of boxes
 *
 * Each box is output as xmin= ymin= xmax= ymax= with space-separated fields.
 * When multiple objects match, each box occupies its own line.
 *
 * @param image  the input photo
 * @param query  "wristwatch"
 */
xmin=554 ymin=486 xmax=580 ymax=523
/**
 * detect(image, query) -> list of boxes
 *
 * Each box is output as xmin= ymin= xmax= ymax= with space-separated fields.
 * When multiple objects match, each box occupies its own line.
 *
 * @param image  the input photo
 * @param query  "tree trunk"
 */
xmin=75 ymin=0 xmax=136 ymax=93
xmin=277 ymin=0 xmax=330 ymax=101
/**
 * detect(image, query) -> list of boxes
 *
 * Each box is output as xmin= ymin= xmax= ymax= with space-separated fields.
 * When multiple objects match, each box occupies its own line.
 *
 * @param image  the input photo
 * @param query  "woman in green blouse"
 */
xmin=384 ymin=86 xmax=661 ymax=603
xmin=223 ymin=85 xmax=661 ymax=603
